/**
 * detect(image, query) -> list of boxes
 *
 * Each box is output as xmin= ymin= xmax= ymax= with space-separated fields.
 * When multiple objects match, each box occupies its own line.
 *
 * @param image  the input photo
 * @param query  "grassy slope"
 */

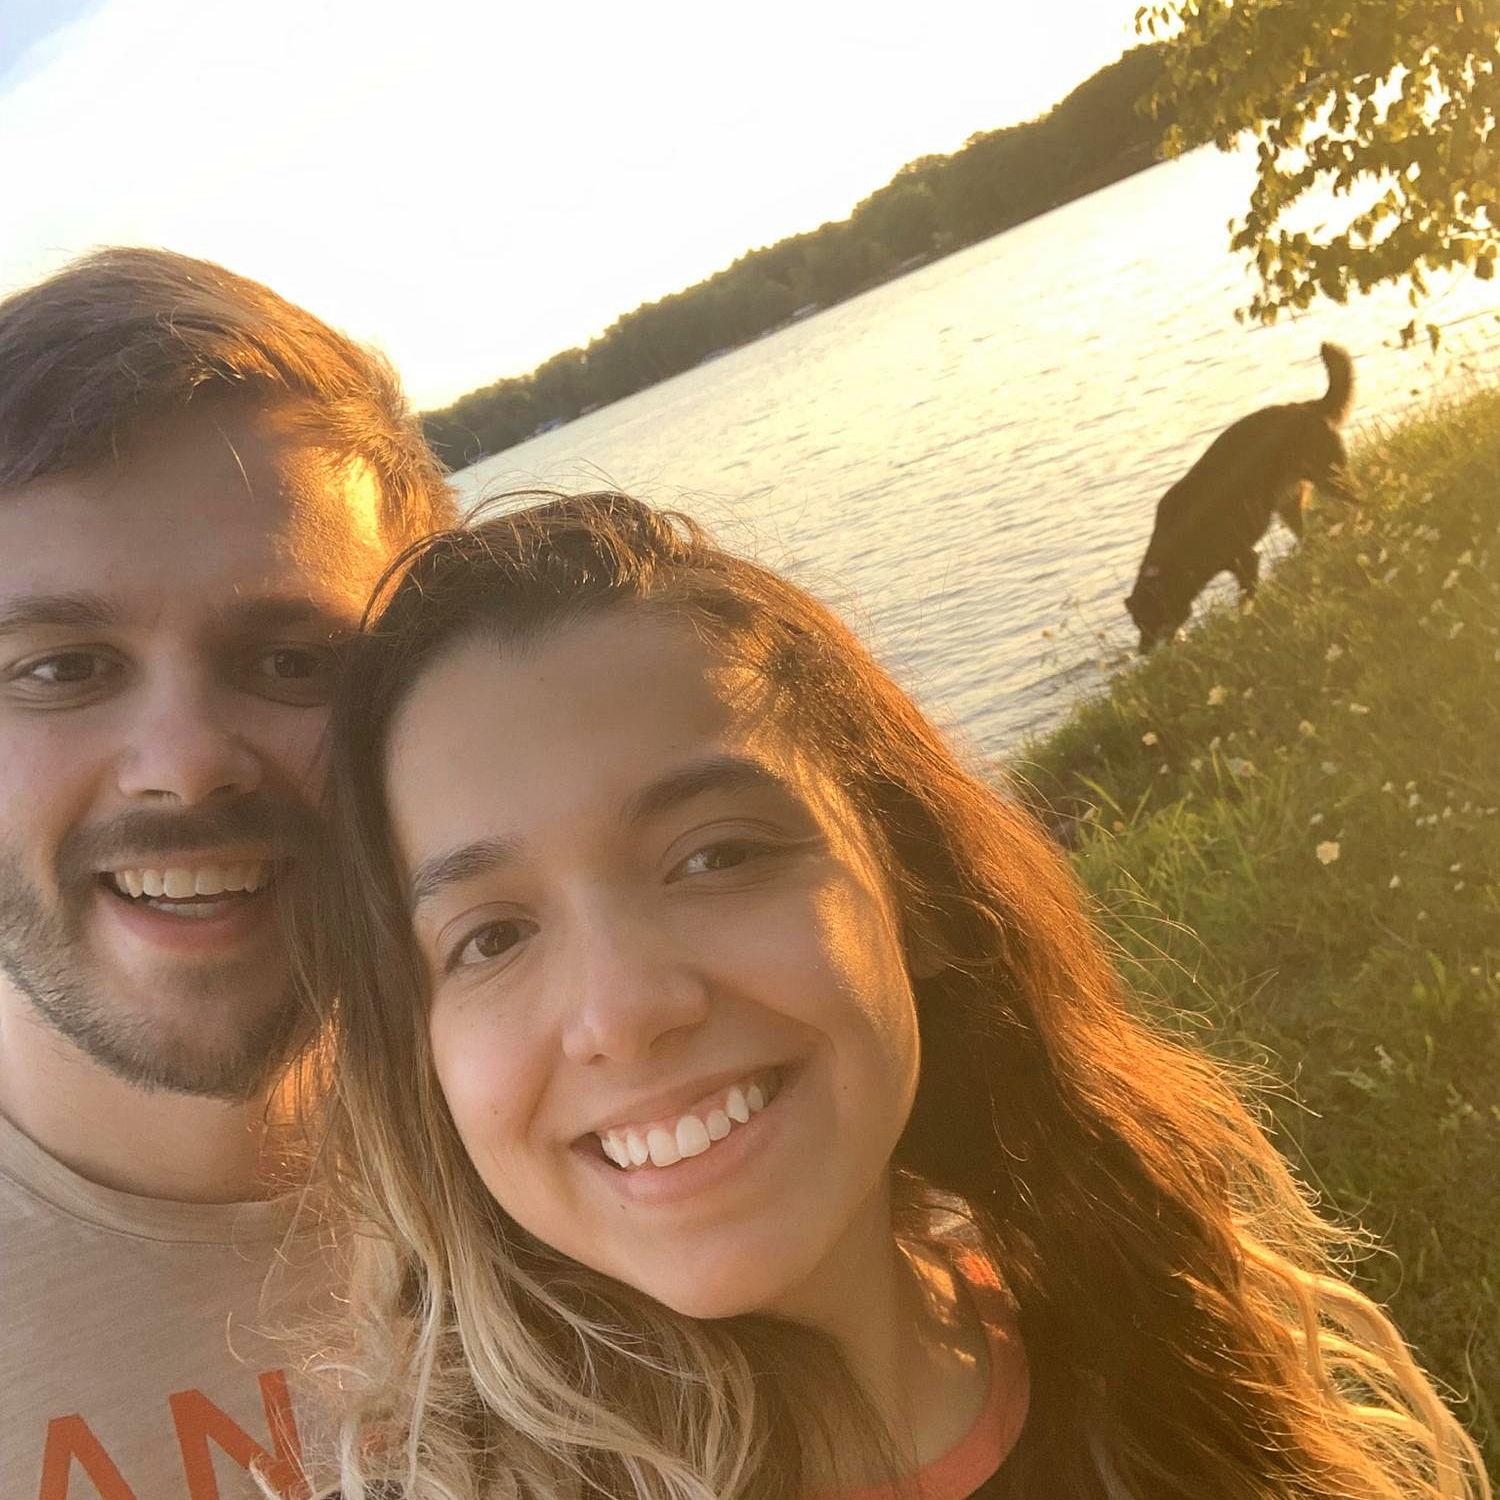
xmin=1016 ymin=387 xmax=1500 ymax=1470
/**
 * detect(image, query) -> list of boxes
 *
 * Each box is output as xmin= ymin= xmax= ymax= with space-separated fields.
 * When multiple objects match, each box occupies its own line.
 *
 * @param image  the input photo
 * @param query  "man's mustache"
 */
xmin=57 ymin=797 xmax=321 ymax=883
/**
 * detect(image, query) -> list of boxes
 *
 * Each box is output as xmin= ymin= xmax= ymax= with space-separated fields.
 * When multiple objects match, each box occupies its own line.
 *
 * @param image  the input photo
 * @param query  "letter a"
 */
xmin=169 ymin=1371 xmax=306 ymax=1500
xmin=37 ymin=1415 xmax=139 ymax=1500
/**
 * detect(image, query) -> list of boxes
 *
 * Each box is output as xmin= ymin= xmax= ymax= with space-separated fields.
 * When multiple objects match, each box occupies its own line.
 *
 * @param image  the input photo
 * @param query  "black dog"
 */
xmin=1125 ymin=342 xmax=1357 ymax=651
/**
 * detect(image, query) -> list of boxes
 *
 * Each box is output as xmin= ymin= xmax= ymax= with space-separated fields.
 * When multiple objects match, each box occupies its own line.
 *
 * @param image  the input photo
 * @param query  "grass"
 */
xmin=1015 ymin=386 xmax=1500 ymax=1474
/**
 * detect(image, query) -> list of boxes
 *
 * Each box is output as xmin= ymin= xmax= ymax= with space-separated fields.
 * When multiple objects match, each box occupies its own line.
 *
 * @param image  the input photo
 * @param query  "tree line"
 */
xmin=422 ymin=44 xmax=1172 ymax=469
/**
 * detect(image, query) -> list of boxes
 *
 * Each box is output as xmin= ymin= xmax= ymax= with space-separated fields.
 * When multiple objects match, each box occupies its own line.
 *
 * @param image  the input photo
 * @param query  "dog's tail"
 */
xmin=1316 ymin=342 xmax=1354 ymax=424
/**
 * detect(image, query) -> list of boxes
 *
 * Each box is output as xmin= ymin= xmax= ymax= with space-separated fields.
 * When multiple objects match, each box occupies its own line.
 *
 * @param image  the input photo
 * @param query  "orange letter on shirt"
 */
xmin=169 ymin=1370 xmax=306 ymax=1500
xmin=37 ymin=1415 xmax=139 ymax=1500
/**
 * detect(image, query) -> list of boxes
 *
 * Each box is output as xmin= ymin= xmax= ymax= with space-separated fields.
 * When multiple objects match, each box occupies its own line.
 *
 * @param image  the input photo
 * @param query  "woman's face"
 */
xmin=384 ymin=610 xmax=922 ymax=1320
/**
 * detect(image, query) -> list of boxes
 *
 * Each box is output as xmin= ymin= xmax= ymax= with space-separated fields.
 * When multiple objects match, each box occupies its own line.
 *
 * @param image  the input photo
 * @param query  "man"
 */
xmin=0 ymin=248 xmax=455 ymax=1499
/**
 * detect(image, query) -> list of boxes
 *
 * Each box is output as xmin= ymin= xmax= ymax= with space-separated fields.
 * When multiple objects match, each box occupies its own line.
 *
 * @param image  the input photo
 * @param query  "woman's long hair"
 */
xmin=292 ymin=491 xmax=1488 ymax=1500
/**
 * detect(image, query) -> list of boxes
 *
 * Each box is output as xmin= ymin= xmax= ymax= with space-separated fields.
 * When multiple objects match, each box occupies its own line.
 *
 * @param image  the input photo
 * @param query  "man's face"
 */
xmin=0 ymin=404 xmax=393 ymax=1099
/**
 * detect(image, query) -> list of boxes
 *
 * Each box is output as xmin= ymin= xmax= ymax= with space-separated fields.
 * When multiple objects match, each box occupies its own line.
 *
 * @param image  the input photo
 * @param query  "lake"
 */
xmin=453 ymin=145 xmax=1500 ymax=762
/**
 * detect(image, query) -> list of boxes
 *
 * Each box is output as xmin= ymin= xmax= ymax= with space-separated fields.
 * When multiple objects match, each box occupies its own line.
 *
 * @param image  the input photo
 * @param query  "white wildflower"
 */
xmin=1141 ymin=731 xmax=1158 ymax=746
xmin=1348 ymin=702 xmax=1371 ymax=715
xmin=1315 ymin=841 xmax=1341 ymax=865
xmin=1388 ymin=874 xmax=1401 ymax=889
xmin=1325 ymin=643 xmax=1344 ymax=663
xmin=1207 ymin=685 xmax=1228 ymax=706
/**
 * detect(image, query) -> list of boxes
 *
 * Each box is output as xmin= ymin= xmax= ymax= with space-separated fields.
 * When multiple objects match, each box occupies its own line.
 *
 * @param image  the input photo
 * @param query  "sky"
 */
xmin=0 ymin=0 xmax=1144 ymax=408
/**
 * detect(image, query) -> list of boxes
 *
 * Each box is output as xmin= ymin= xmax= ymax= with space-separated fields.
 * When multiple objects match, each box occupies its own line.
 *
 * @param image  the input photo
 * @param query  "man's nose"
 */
xmin=559 ymin=915 xmax=710 ymax=1066
xmin=114 ymin=671 xmax=263 ymax=806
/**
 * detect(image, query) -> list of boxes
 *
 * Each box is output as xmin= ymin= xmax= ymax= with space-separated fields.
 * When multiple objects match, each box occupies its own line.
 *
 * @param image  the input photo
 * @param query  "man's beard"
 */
xmin=0 ymin=798 xmax=319 ymax=1103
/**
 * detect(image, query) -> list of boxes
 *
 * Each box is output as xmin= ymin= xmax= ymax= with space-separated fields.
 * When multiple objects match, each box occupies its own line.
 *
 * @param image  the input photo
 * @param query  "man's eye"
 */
xmin=10 ymin=651 xmax=119 ymax=694
xmin=245 ymin=645 xmax=340 ymax=702
xmin=453 ymin=917 xmax=535 ymax=971
xmin=255 ymin=646 xmax=336 ymax=681
xmin=29 ymin=653 xmax=107 ymax=684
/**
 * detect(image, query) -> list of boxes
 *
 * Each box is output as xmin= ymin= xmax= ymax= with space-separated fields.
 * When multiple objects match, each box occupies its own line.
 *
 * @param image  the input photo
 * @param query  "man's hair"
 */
xmin=0 ymin=246 xmax=455 ymax=542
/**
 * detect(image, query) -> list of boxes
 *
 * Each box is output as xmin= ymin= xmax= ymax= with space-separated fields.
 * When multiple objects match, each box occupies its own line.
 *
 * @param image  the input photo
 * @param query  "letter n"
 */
xmin=37 ymin=1415 xmax=139 ymax=1500
xmin=169 ymin=1370 xmax=307 ymax=1500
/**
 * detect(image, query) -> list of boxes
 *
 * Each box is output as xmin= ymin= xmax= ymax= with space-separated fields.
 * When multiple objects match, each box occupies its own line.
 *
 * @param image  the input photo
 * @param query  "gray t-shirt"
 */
xmin=0 ymin=1110 xmax=323 ymax=1499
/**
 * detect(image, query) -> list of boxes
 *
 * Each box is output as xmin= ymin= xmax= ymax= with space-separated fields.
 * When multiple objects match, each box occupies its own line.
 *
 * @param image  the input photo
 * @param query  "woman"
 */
xmin=293 ymin=491 xmax=1487 ymax=1499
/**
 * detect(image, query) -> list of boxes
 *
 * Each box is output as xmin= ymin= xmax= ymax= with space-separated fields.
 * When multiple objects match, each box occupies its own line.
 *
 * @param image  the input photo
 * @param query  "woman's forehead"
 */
xmin=381 ymin=610 xmax=870 ymax=862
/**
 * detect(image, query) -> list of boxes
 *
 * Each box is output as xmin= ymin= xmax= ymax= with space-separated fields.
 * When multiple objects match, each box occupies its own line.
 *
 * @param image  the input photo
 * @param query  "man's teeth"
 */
xmin=109 ymin=862 xmax=272 ymax=900
xmin=598 ymin=1076 xmax=777 ymax=1171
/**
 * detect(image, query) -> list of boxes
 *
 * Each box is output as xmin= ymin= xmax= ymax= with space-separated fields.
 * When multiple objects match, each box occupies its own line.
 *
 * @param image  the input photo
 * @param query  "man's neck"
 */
xmin=0 ymin=995 xmax=276 ymax=1203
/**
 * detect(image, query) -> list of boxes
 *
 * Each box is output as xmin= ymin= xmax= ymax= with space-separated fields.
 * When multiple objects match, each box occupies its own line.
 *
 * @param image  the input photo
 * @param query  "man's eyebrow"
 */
xmin=0 ymin=591 xmax=116 ymax=636
xmin=0 ymin=592 xmax=355 ymax=640
xmin=622 ymin=754 xmax=797 ymax=826
xmin=212 ymin=595 xmax=358 ymax=636
xmin=410 ymin=836 xmax=524 ymax=912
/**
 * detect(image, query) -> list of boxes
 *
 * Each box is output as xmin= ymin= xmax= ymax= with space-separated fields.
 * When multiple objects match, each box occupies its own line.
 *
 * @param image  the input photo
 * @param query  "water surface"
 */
xmin=456 ymin=147 xmax=1500 ymax=760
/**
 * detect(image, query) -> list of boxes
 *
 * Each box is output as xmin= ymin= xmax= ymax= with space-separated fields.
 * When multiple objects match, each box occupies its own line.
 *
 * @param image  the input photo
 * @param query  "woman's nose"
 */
xmin=559 ymin=914 xmax=710 ymax=1066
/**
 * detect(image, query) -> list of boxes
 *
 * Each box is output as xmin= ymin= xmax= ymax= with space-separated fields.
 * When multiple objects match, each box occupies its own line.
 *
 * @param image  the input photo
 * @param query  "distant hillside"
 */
xmin=423 ymin=43 xmax=1171 ymax=470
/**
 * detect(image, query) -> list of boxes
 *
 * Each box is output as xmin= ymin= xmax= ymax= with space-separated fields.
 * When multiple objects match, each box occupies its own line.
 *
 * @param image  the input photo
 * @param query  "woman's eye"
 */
xmin=673 ymin=839 xmax=774 ymax=879
xmin=453 ymin=917 xmax=534 ymax=970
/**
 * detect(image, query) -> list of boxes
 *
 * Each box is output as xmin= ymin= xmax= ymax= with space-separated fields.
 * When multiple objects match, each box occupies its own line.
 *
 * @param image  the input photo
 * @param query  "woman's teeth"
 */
xmin=598 ymin=1075 xmax=777 ymax=1171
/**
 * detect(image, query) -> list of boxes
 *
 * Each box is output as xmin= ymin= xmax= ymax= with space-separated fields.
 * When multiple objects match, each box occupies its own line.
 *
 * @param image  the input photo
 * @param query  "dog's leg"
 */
xmin=1233 ymin=549 xmax=1260 ymax=599
xmin=1276 ymin=479 xmax=1309 ymax=539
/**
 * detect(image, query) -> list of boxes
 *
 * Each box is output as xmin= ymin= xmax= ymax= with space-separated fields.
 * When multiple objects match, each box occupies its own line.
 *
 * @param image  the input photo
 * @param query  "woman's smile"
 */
xmin=581 ymin=1062 xmax=786 ymax=1170
xmin=572 ymin=1061 xmax=803 ymax=1209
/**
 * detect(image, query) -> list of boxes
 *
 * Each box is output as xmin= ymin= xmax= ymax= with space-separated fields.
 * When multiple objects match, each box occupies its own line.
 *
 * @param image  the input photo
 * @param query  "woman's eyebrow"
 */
xmin=622 ymin=754 xmax=797 ymax=825
xmin=409 ymin=758 xmax=798 ymax=912
xmin=410 ymin=836 xmax=524 ymax=912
